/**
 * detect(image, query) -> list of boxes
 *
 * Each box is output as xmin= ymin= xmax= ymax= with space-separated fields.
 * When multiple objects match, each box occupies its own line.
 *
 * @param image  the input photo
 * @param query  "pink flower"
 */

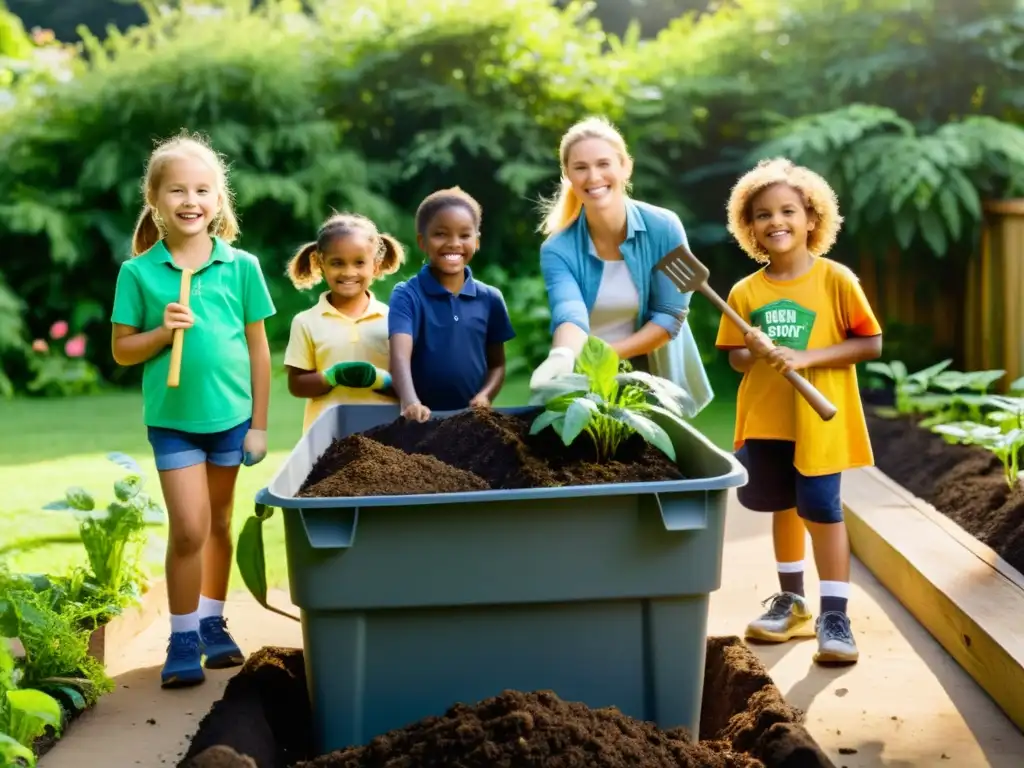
xmin=49 ymin=320 xmax=68 ymax=340
xmin=64 ymin=335 xmax=87 ymax=358
xmin=32 ymin=339 xmax=49 ymax=353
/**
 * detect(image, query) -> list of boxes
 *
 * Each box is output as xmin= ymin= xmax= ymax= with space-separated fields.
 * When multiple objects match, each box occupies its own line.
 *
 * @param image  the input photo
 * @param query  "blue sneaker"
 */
xmin=198 ymin=616 xmax=245 ymax=669
xmin=161 ymin=631 xmax=204 ymax=688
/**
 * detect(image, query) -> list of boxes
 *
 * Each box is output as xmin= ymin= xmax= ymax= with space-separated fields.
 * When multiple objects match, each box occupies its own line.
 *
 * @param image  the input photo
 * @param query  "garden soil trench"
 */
xmin=865 ymin=410 xmax=1024 ymax=575
xmin=179 ymin=638 xmax=833 ymax=768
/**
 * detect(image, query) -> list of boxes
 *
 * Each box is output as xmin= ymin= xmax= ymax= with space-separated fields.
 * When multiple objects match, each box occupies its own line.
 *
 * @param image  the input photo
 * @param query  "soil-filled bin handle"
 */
xmin=236 ymin=499 xmax=299 ymax=621
xmin=300 ymin=507 xmax=359 ymax=550
xmin=652 ymin=493 xmax=708 ymax=532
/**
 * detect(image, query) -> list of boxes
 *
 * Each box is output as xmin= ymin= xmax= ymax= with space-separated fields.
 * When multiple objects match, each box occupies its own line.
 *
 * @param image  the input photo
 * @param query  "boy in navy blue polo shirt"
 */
xmin=388 ymin=187 xmax=516 ymax=421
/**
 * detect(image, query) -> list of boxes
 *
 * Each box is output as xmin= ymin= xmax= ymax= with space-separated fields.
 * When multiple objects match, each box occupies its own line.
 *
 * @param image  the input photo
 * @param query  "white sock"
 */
xmin=820 ymin=580 xmax=851 ymax=599
xmin=776 ymin=560 xmax=804 ymax=573
xmin=170 ymin=611 xmax=200 ymax=634
xmin=198 ymin=596 xmax=225 ymax=620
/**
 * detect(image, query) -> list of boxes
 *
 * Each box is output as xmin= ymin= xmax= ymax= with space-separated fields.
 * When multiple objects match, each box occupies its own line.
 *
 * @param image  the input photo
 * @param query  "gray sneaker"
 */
xmin=745 ymin=592 xmax=816 ymax=643
xmin=814 ymin=610 xmax=859 ymax=664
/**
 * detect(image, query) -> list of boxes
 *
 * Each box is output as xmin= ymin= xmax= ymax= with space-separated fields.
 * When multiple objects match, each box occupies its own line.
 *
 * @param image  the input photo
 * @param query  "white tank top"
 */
xmin=590 ymin=260 xmax=640 ymax=343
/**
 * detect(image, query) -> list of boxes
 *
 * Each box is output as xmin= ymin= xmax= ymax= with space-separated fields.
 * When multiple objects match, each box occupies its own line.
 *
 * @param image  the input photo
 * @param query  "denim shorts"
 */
xmin=735 ymin=439 xmax=843 ymax=524
xmin=147 ymin=418 xmax=251 ymax=472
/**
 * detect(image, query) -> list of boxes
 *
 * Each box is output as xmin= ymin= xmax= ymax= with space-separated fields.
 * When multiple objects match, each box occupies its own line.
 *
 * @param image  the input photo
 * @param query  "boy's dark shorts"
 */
xmin=735 ymin=439 xmax=843 ymax=524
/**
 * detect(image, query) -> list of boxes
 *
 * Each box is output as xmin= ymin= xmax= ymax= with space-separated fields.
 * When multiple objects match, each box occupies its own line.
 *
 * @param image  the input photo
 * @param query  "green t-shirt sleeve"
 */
xmin=110 ymin=262 xmax=145 ymax=328
xmin=240 ymin=253 xmax=277 ymax=324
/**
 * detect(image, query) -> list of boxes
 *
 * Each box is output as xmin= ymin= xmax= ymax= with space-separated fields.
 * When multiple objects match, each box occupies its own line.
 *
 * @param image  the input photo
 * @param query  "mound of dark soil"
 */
xmin=298 ymin=435 xmax=489 ymax=498
xmin=178 ymin=638 xmax=834 ymax=768
xmin=866 ymin=410 xmax=1024 ymax=575
xmin=299 ymin=407 xmax=684 ymax=498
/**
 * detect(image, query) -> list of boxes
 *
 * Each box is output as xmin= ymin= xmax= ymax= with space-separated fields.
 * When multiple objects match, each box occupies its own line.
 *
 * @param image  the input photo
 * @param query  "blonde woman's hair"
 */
xmin=287 ymin=212 xmax=405 ymax=290
xmin=538 ymin=116 xmax=633 ymax=236
xmin=131 ymin=130 xmax=239 ymax=256
xmin=726 ymin=157 xmax=843 ymax=264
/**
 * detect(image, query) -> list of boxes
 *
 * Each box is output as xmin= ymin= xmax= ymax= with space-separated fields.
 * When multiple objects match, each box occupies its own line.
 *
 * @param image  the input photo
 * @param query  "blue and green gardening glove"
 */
xmin=323 ymin=361 xmax=392 ymax=391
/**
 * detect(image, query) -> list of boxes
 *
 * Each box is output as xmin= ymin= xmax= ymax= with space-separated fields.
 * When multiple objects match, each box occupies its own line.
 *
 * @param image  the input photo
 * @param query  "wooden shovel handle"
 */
xmin=167 ymin=269 xmax=194 ymax=389
xmin=699 ymin=285 xmax=838 ymax=422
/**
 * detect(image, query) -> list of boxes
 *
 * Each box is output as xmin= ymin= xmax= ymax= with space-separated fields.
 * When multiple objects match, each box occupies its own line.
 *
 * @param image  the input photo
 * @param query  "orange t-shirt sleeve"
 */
xmin=840 ymin=273 xmax=882 ymax=337
xmin=715 ymin=285 xmax=748 ymax=349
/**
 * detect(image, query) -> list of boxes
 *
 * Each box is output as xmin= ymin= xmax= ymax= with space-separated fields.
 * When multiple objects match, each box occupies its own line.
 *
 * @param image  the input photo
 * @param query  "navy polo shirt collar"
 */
xmin=582 ymin=198 xmax=647 ymax=259
xmin=417 ymin=264 xmax=478 ymax=297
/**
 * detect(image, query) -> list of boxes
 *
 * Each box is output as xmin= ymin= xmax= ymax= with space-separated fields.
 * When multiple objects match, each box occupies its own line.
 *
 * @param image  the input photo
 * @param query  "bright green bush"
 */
xmin=2 ymin=0 xmax=1024 ymax=393
xmin=0 ymin=0 xmax=650 ymax=389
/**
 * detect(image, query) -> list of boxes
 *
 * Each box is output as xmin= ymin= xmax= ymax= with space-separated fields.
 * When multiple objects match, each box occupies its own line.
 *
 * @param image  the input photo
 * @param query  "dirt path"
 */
xmin=39 ymin=494 xmax=1024 ymax=767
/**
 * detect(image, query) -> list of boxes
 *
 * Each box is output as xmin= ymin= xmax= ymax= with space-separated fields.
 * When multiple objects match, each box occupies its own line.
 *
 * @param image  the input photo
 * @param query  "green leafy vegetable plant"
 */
xmin=865 ymin=358 xmax=953 ymax=417
xmin=527 ymin=336 xmax=696 ymax=463
xmin=41 ymin=453 xmax=164 ymax=613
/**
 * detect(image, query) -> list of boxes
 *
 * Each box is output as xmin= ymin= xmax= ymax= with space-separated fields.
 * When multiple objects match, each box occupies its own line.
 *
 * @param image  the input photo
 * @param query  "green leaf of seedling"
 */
xmin=575 ymin=336 xmax=620 ymax=401
xmin=7 ymin=689 xmax=63 ymax=746
xmin=615 ymin=370 xmax=697 ymax=419
xmin=611 ymin=408 xmax=677 ymax=461
xmin=530 ymin=410 xmax=564 ymax=435
xmin=113 ymin=476 xmax=143 ymax=502
xmin=106 ymin=452 xmax=142 ymax=474
xmin=42 ymin=500 xmax=73 ymax=512
xmin=64 ymin=487 xmax=95 ymax=512
xmin=1010 ymin=376 xmax=1024 ymax=393
xmin=236 ymin=511 xmax=298 ymax=622
xmin=527 ymin=373 xmax=591 ymax=406
xmin=561 ymin=397 xmax=598 ymax=445
xmin=0 ymin=732 xmax=35 ymax=766
xmin=36 ymin=683 xmax=88 ymax=714
xmin=963 ymin=369 xmax=1005 ymax=392
xmin=905 ymin=359 xmax=952 ymax=385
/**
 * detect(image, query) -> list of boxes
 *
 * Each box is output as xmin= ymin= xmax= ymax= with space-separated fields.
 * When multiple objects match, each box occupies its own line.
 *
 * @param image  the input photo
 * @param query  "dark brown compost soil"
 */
xmin=298 ymin=407 xmax=684 ymax=498
xmin=866 ymin=410 xmax=1024 ymax=575
xmin=178 ymin=638 xmax=833 ymax=768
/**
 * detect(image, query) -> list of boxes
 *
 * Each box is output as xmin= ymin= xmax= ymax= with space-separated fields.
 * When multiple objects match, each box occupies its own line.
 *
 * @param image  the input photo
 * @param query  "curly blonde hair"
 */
xmin=726 ymin=157 xmax=843 ymax=264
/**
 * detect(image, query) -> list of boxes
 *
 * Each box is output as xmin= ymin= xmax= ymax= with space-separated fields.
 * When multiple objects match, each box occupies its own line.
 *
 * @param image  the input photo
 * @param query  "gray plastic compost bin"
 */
xmin=252 ymin=404 xmax=747 ymax=755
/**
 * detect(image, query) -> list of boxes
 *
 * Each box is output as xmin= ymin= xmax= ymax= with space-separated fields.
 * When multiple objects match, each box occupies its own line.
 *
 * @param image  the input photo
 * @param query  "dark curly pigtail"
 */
xmin=376 ymin=233 xmax=406 ymax=276
xmin=287 ymin=242 xmax=321 ymax=289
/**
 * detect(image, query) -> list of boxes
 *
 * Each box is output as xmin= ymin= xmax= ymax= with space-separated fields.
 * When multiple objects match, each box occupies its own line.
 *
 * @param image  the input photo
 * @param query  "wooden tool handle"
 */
xmin=167 ymin=269 xmax=194 ymax=389
xmin=699 ymin=285 xmax=838 ymax=422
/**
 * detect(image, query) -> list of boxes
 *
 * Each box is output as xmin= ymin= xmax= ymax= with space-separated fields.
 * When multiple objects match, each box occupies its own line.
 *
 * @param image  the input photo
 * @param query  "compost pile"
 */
xmin=298 ymin=407 xmax=684 ymax=498
xmin=181 ymin=639 xmax=833 ymax=768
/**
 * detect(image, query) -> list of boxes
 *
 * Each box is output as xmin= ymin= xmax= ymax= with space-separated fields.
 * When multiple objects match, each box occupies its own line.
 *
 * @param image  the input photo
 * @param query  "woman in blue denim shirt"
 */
xmin=529 ymin=116 xmax=713 ymax=414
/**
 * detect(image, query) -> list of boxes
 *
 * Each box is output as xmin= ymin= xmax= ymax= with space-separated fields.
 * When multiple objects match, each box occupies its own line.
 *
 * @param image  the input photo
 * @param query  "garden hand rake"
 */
xmin=656 ymin=245 xmax=838 ymax=422
xmin=167 ymin=268 xmax=194 ymax=388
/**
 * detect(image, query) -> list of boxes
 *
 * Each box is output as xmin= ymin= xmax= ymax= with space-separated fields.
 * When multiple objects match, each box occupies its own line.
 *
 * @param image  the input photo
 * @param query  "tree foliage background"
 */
xmin=2 ymin=0 xmax=1024 ymax=396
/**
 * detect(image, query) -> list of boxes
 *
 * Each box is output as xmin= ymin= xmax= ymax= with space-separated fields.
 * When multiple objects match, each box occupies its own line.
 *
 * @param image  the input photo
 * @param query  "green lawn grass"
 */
xmin=0 ymin=355 xmax=737 ymax=590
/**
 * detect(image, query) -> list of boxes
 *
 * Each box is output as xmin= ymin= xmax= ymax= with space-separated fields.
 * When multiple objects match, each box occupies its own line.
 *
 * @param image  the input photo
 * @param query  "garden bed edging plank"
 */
xmin=87 ymin=578 xmax=167 ymax=667
xmin=843 ymin=466 xmax=1024 ymax=732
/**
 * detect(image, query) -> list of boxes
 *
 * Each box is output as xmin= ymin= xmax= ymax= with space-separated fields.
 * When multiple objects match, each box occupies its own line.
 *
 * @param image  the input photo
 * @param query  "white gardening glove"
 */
xmin=529 ymin=347 xmax=576 ymax=390
xmin=242 ymin=428 xmax=267 ymax=467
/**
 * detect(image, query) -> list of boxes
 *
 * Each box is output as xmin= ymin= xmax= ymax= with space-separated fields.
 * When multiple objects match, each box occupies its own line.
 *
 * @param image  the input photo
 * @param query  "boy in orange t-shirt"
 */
xmin=715 ymin=158 xmax=883 ymax=666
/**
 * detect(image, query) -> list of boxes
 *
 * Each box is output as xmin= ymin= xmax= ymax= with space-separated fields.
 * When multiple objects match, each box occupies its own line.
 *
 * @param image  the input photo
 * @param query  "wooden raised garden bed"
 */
xmin=846 ymin=364 xmax=1024 ymax=732
xmin=86 ymin=578 xmax=167 ymax=667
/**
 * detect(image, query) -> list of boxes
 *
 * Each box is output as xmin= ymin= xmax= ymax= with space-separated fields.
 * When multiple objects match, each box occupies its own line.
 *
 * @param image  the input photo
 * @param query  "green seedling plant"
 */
xmin=865 ymin=358 xmax=953 ymax=417
xmin=932 ymin=395 xmax=1024 ymax=488
xmin=41 ymin=453 xmax=164 ymax=617
xmin=918 ymin=368 xmax=1006 ymax=426
xmin=0 ymin=637 xmax=40 ymax=767
xmin=527 ymin=336 xmax=697 ymax=462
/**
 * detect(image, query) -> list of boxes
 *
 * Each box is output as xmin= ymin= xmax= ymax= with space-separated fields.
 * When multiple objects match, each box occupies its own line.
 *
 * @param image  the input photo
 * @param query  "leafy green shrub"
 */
xmin=0 ymin=0 xmax=640 ymax=393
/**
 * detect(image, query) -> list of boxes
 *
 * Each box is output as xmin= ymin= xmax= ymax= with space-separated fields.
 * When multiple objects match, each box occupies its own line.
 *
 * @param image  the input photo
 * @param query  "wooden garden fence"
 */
xmin=857 ymin=199 xmax=1024 ymax=391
